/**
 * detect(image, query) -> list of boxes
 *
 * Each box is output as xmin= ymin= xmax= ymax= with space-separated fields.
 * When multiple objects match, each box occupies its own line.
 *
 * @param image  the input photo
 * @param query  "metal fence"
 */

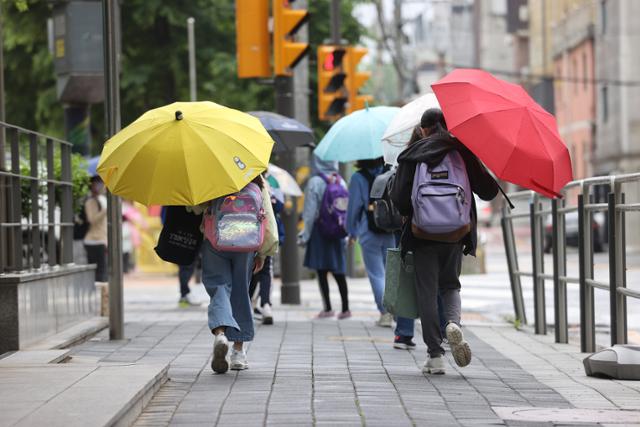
xmin=501 ymin=172 xmax=640 ymax=353
xmin=0 ymin=121 xmax=74 ymax=274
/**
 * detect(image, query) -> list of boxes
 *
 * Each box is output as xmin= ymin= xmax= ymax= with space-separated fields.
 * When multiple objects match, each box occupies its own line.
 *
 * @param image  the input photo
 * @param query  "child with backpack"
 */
xmin=299 ymin=154 xmax=350 ymax=319
xmin=199 ymin=175 xmax=278 ymax=374
xmin=390 ymin=109 xmax=498 ymax=375
xmin=346 ymin=157 xmax=399 ymax=328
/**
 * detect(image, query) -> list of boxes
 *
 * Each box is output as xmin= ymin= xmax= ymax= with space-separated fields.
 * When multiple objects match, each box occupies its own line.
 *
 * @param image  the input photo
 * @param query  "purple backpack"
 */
xmin=316 ymin=173 xmax=349 ymax=239
xmin=411 ymin=150 xmax=472 ymax=240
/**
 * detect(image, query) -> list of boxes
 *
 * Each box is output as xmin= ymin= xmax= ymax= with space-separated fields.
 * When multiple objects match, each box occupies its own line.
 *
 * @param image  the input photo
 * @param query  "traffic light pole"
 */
xmin=103 ymin=0 xmax=124 ymax=340
xmin=275 ymin=75 xmax=301 ymax=304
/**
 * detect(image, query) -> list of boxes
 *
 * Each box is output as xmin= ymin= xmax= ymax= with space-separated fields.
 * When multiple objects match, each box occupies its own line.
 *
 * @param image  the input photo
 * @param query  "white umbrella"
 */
xmin=381 ymin=93 xmax=440 ymax=165
xmin=267 ymin=163 xmax=303 ymax=197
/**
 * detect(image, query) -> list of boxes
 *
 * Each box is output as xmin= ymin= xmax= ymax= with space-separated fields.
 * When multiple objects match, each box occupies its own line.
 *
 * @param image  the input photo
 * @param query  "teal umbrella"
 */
xmin=314 ymin=106 xmax=400 ymax=162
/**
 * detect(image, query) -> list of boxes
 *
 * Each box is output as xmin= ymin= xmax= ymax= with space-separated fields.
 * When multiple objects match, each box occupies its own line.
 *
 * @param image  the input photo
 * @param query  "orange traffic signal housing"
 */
xmin=273 ymin=0 xmax=310 ymax=76
xmin=317 ymin=45 xmax=348 ymax=121
xmin=346 ymin=46 xmax=373 ymax=113
xmin=236 ymin=0 xmax=271 ymax=78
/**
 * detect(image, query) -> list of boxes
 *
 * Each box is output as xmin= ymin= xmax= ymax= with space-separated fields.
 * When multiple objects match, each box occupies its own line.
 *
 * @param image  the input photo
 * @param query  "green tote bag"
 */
xmin=383 ymin=248 xmax=419 ymax=319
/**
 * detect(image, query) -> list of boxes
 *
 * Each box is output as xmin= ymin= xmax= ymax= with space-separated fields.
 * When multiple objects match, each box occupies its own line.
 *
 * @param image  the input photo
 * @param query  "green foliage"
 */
xmin=19 ymin=152 xmax=90 ymax=218
xmin=3 ymin=0 xmax=365 ymax=147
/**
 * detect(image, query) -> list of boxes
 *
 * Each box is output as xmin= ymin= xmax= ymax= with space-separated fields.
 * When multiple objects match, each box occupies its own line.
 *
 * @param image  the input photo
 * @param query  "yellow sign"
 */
xmin=55 ymin=38 xmax=65 ymax=58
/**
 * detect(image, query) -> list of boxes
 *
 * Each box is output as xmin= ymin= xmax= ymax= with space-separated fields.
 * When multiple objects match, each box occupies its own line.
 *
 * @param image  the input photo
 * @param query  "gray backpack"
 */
xmin=410 ymin=150 xmax=472 ymax=242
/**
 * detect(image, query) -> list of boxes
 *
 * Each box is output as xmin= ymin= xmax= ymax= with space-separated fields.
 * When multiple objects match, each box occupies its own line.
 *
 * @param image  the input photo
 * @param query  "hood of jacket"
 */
xmin=311 ymin=154 xmax=339 ymax=176
xmin=396 ymin=132 xmax=461 ymax=167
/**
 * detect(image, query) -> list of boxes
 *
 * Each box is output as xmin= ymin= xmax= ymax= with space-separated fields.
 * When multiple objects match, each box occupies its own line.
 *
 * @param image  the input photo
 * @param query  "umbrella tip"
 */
xmin=175 ymin=111 xmax=183 ymax=121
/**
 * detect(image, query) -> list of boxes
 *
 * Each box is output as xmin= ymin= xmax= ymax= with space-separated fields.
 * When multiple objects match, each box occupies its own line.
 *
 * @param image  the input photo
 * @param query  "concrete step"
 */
xmin=0 ymin=350 xmax=70 ymax=366
xmin=1 ymin=363 xmax=168 ymax=427
xmin=26 ymin=317 xmax=108 ymax=351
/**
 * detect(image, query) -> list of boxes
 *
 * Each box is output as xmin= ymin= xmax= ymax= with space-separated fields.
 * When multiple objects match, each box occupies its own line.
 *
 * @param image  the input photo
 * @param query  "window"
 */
xmin=601 ymin=86 xmax=608 ymax=122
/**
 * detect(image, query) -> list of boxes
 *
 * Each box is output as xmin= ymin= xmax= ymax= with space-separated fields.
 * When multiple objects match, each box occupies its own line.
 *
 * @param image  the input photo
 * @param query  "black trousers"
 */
xmin=85 ymin=244 xmax=108 ymax=282
xmin=317 ymin=269 xmax=349 ymax=313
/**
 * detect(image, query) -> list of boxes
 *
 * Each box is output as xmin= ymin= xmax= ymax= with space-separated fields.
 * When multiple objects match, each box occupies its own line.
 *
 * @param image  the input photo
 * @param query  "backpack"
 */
xmin=369 ymin=169 xmax=403 ymax=233
xmin=316 ymin=173 xmax=349 ymax=239
xmin=74 ymin=196 xmax=100 ymax=240
xmin=411 ymin=150 xmax=472 ymax=242
xmin=204 ymin=182 xmax=265 ymax=252
xmin=154 ymin=206 xmax=203 ymax=265
xmin=357 ymin=169 xmax=389 ymax=234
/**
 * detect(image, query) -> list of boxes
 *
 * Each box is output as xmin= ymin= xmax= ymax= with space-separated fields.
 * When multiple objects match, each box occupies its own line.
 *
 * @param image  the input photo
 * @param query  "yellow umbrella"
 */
xmin=97 ymin=101 xmax=274 ymax=206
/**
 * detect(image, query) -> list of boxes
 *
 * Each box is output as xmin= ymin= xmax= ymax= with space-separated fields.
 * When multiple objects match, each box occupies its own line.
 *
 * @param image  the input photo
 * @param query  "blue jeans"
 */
xmin=360 ymin=234 xmax=394 ymax=313
xmin=201 ymin=241 xmax=254 ymax=342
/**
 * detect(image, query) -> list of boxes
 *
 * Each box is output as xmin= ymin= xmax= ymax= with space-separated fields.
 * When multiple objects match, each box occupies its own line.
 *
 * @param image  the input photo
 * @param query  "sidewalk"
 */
xmin=71 ymin=274 xmax=640 ymax=426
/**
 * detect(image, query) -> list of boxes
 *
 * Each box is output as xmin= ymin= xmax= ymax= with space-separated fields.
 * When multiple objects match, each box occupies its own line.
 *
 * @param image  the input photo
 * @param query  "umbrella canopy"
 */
xmin=86 ymin=156 xmax=101 ymax=177
xmin=432 ymin=69 xmax=573 ymax=198
xmin=381 ymin=93 xmax=440 ymax=165
xmin=267 ymin=163 xmax=302 ymax=197
xmin=97 ymin=101 xmax=274 ymax=206
xmin=249 ymin=111 xmax=314 ymax=153
xmin=314 ymin=106 xmax=400 ymax=162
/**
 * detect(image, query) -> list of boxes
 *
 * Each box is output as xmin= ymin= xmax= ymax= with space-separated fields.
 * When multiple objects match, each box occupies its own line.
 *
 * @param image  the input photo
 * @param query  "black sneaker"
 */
xmin=393 ymin=335 xmax=416 ymax=350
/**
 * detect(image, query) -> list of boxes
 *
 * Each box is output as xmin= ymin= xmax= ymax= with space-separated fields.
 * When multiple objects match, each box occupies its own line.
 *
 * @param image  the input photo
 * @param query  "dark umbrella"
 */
xmin=249 ymin=111 xmax=315 ymax=152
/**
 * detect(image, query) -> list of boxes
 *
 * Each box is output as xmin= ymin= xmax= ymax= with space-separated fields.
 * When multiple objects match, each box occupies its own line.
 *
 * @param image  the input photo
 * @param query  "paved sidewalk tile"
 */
xmin=63 ymin=276 xmax=640 ymax=427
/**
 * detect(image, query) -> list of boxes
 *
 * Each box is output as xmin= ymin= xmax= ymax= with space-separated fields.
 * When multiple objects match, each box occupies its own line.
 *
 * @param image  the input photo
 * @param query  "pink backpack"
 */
xmin=204 ymin=183 xmax=265 ymax=252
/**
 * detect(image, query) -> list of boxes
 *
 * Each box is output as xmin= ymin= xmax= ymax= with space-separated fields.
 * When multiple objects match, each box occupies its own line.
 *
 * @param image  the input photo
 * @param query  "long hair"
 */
xmin=407 ymin=125 xmax=423 ymax=147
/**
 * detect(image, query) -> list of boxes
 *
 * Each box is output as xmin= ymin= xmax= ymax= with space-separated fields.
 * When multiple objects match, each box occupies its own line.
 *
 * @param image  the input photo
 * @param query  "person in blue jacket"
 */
xmin=345 ymin=157 xmax=415 ymax=348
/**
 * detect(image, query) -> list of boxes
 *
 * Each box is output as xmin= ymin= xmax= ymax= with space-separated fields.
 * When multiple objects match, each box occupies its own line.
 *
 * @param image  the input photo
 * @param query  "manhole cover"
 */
xmin=492 ymin=407 xmax=640 ymax=424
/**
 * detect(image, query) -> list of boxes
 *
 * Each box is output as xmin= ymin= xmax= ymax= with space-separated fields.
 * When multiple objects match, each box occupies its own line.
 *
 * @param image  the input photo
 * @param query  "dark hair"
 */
xmin=90 ymin=176 xmax=103 ymax=184
xmin=420 ymin=108 xmax=448 ymax=136
xmin=407 ymin=125 xmax=423 ymax=147
xmin=355 ymin=157 xmax=384 ymax=170
xmin=252 ymin=174 xmax=265 ymax=190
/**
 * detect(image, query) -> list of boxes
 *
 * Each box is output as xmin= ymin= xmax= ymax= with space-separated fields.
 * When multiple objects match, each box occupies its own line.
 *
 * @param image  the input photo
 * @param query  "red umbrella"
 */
xmin=431 ymin=68 xmax=573 ymax=198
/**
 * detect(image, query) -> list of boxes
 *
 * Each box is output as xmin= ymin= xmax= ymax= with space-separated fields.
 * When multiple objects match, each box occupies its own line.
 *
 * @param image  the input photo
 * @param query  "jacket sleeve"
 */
xmin=460 ymin=149 xmax=499 ymax=201
xmin=390 ymin=161 xmax=416 ymax=216
xmin=85 ymin=197 xmax=106 ymax=224
xmin=300 ymin=176 xmax=322 ymax=243
xmin=346 ymin=173 xmax=367 ymax=237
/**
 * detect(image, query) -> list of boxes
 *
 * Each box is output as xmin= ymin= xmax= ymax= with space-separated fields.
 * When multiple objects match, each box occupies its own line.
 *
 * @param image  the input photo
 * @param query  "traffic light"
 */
xmin=273 ymin=0 xmax=310 ymax=76
xmin=346 ymin=46 xmax=373 ymax=113
xmin=236 ymin=0 xmax=271 ymax=78
xmin=317 ymin=45 xmax=348 ymax=121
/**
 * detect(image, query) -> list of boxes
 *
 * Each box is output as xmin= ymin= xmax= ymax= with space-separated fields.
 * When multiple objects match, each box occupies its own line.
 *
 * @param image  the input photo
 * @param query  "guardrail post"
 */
xmin=530 ymin=195 xmax=546 ymax=334
xmin=578 ymin=192 xmax=595 ymax=352
xmin=501 ymin=205 xmax=526 ymax=325
xmin=618 ymin=189 xmax=627 ymax=344
xmin=552 ymin=198 xmax=568 ymax=343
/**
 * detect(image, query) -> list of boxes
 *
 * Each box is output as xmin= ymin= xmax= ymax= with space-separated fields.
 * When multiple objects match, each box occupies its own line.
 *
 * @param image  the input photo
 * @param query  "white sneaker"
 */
xmin=230 ymin=349 xmax=248 ymax=370
xmin=376 ymin=312 xmax=393 ymax=328
xmin=423 ymin=355 xmax=446 ymax=375
xmin=260 ymin=303 xmax=273 ymax=325
xmin=445 ymin=322 xmax=472 ymax=367
xmin=211 ymin=334 xmax=230 ymax=374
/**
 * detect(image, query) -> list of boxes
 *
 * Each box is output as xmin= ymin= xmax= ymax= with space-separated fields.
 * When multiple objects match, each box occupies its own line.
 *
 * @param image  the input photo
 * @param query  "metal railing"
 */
xmin=501 ymin=172 xmax=640 ymax=353
xmin=0 ymin=121 xmax=74 ymax=274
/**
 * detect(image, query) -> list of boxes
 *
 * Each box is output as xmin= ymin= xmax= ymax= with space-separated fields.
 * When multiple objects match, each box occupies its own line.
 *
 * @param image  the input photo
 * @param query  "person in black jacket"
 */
xmin=390 ymin=108 xmax=498 ymax=375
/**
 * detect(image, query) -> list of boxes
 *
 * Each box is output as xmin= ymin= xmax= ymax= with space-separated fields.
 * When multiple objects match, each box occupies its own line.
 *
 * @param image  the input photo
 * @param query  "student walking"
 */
xmin=390 ymin=109 xmax=498 ymax=375
xmin=300 ymin=155 xmax=350 ymax=319
xmin=198 ymin=176 xmax=278 ymax=374
xmin=84 ymin=176 xmax=108 ymax=282
xmin=346 ymin=157 xmax=396 ymax=327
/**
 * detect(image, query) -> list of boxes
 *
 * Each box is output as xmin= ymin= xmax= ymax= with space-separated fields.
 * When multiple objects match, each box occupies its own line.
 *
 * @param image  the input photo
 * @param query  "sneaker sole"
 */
xmin=230 ymin=363 xmax=248 ymax=371
xmin=446 ymin=325 xmax=472 ymax=367
xmin=393 ymin=343 xmax=416 ymax=351
xmin=262 ymin=316 xmax=273 ymax=325
xmin=422 ymin=367 xmax=446 ymax=375
xmin=211 ymin=340 xmax=229 ymax=374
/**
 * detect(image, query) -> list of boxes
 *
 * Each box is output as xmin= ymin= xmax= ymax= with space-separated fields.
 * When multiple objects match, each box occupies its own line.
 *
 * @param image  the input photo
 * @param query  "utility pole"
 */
xmin=0 ymin=4 xmax=6 ymax=272
xmin=187 ymin=17 xmax=196 ymax=102
xmin=330 ymin=0 xmax=356 ymax=276
xmin=102 ymin=0 xmax=124 ymax=340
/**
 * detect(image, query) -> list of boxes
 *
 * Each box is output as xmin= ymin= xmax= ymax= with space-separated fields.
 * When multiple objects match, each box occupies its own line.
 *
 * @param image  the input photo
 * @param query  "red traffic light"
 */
xmin=323 ymin=52 xmax=335 ymax=71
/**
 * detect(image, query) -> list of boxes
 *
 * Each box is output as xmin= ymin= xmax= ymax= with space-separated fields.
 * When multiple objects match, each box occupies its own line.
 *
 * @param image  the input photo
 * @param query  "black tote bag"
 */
xmin=154 ymin=206 xmax=203 ymax=266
